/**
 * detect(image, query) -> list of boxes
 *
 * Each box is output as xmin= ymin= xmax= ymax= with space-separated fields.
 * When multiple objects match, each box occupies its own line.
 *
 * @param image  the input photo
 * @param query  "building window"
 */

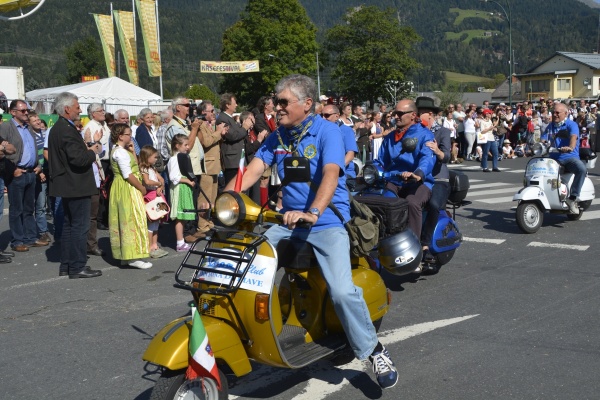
xmin=526 ymin=79 xmax=550 ymax=93
xmin=557 ymin=78 xmax=571 ymax=91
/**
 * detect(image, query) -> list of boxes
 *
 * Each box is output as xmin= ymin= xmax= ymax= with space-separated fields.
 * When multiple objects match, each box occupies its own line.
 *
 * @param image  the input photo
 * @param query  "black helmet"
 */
xmin=377 ymin=230 xmax=422 ymax=276
xmin=402 ymin=137 xmax=419 ymax=153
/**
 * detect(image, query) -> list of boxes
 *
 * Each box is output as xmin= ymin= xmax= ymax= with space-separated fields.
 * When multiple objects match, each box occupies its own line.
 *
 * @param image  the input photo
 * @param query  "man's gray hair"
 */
xmin=158 ymin=109 xmax=172 ymax=120
xmin=274 ymin=74 xmax=317 ymax=113
xmin=87 ymin=103 xmax=103 ymax=115
xmin=323 ymin=105 xmax=340 ymax=114
xmin=171 ymin=96 xmax=188 ymax=113
xmin=114 ymin=109 xmax=129 ymax=119
xmin=137 ymin=107 xmax=153 ymax=120
xmin=54 ymin=92 xmax=78 ymax=116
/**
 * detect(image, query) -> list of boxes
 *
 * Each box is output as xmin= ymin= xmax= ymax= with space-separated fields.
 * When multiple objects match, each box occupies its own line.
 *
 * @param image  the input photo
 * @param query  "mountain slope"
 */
xmin=0 ymin=0 xmax=598 ymax=97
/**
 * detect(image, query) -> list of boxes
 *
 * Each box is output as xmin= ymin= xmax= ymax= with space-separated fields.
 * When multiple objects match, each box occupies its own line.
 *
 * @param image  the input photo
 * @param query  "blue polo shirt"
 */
xmin=339 ymin=123 xmax=358 ymax=178
xmin=541 ymin=118 xmax=579 ymax=162
xmin=255 ymin=116 xmax=349 ymax=231
xmin=376 ymin=123 xmax=435 ymax=189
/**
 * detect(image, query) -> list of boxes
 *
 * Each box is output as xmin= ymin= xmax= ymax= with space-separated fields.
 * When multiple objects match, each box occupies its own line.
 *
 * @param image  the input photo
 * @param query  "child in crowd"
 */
xmin=514 ymin=141 xmax=526 ymax=157
xmin=109 ymin=123 xmax=152 ymax=269
xmin=167 ymin=134 xmax=196 ymax=252
xmin=502 ymin=139 xmax=516 ymax=159
xmin=139 ymin=145 xmax=169 ymax=259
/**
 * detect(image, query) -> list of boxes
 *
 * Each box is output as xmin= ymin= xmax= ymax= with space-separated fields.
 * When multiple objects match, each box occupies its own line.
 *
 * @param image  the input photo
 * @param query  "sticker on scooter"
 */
xmin=197 ymin=253 xmax=277 ymax=294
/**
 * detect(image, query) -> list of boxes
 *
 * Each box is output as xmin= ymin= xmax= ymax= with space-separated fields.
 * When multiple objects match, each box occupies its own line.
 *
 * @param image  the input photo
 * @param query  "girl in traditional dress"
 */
xmin=167 ymin=134 xmax=196 ymax=252
xmin=109 ymin=123 xmax=152 ymax=269
xmin=139 ymin=145 xmax=169 ymax=259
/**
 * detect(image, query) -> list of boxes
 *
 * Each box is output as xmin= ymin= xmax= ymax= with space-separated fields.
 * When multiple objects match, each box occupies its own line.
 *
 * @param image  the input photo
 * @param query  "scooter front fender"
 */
xmin=142 ymin=315 xmax=252 ymax=377
xmin=513 ymin=186 xmax=551 ymax=210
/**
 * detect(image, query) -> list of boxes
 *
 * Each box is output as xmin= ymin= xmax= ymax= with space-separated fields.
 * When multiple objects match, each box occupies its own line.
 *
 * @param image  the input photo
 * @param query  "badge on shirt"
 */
xmin=303 ymin=144 xmax=317 ymax=159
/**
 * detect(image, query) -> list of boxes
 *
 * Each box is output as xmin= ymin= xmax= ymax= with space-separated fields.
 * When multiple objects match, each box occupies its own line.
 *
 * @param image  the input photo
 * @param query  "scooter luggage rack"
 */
xmin=173 ymin=229 xmax=267 ymax=295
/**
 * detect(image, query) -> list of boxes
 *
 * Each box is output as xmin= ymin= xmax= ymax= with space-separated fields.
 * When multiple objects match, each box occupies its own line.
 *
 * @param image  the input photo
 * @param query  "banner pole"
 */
xmin=156 ymin=0 xmax=163 ymax=99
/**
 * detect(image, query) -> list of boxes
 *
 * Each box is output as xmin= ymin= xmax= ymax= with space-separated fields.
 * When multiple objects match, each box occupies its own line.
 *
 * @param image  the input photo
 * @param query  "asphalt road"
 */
xmin=2 ymin=156 xmax=600 ymax=400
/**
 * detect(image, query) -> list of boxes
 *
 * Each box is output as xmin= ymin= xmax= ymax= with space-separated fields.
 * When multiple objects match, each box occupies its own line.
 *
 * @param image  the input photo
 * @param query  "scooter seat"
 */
xmin=276 ymin=239 xmax=318 ymax=272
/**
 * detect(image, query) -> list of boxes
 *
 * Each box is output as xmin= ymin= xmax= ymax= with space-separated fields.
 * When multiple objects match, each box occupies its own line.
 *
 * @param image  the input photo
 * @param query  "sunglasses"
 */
xmin=322 ymin=113 xmax=337 ymax=119
xmin=13 ymin=109 xmax=29 ymax=114
xmin=179 ymin=103 xmax=191 ymax=107
xmin=274 ymin=98 xmax=301 ymax=108
xmin=393 ymin=110 xmax=413 ymax=118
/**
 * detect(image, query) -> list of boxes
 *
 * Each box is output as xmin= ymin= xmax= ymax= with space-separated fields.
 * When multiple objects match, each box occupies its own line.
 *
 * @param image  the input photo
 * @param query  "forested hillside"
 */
xmin=0 ymin=0 xmax=598 ymax=98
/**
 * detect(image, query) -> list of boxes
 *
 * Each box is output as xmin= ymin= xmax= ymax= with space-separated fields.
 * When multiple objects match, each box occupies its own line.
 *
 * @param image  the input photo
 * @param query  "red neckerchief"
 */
xmin=248 ymin=129 xmax=257 ymax=143
xmin=395 ymin=126 xmax=409 ymax=142
xmin=266 ymin=113 xmax=276 ymax=132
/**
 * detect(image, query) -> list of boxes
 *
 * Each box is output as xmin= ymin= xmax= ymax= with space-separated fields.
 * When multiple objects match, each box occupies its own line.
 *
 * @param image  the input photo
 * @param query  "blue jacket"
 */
xmin=376 ymin=123 xmax=435 ymax=189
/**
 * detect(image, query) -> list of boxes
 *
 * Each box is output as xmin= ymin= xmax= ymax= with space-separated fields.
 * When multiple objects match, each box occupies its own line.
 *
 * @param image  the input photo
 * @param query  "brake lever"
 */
xmin=296 ymin=218 xmax=313 ymax=229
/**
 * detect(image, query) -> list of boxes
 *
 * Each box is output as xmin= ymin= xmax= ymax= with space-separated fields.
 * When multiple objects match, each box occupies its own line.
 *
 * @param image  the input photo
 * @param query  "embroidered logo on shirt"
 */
xmin=303 ymin=144 xmax=317 ymax=159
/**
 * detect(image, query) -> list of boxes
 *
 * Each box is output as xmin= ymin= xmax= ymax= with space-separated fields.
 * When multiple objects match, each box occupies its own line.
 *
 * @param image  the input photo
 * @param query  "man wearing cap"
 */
xmin=417 ymin=97 xmax=451 ymax=274
xmin=377 ymin=98 xmax=435 ymax=239
xmin=541 ymin=102 xmax=586 ymax=214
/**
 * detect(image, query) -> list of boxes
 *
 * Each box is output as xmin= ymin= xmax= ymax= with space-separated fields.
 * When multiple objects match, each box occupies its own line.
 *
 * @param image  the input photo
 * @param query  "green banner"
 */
xmin=93 ymin=13 xmax=116 ymax=77
xmin=135 ymin=0 xmax=162 ymax=77
xmin=113 ymin=10 xmax=139 ymax=86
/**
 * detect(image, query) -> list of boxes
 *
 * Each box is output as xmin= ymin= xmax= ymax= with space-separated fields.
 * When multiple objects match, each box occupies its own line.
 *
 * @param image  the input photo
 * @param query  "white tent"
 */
xmin=26 ymin=77 xmax=169 ymax=116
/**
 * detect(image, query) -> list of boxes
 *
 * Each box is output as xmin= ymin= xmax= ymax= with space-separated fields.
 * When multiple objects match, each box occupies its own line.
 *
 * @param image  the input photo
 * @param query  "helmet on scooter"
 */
xmin=377 ymin=229 xmax=423 ymax=276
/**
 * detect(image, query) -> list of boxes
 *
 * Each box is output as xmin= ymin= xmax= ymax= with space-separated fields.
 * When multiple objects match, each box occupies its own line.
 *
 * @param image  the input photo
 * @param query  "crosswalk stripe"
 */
xmin=468 ymin=187 xmax=521 ymax=197
xmin=469 ymin=182 xmax=512 ymax=189
xmin=463 ymin=237 xmax=506 ymax=244
xmin=506 ymin=169 xmax=525 ymax=174
xmin=580 ymin=210 xmax=600 ymax=220
xmin=476 ymin=196 xmax=515 ymax=204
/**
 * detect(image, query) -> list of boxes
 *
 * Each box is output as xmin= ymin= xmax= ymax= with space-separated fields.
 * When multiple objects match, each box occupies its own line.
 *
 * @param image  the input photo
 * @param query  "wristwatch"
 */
xmin=308 ymin=207 xmax=321 ymax=218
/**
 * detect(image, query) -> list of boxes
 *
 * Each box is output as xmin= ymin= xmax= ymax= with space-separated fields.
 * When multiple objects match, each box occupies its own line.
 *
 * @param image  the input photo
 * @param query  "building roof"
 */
xmin=526 ymin=51 xmax=600 ymax=74
xmin=491 ymin=78 xmax=524 ymax=102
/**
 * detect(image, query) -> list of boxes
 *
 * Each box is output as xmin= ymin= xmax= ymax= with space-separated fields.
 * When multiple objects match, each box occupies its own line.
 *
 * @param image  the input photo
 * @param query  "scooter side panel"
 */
xmin=430 ymin=211 xmax=461 ymax=254
xmin=142 ymin=316 xmax=252 ymax=377
xmin=324 ymin=266 xmax=389 ymax=332
xmin=513 ymin=186 xmax=551 ymax=209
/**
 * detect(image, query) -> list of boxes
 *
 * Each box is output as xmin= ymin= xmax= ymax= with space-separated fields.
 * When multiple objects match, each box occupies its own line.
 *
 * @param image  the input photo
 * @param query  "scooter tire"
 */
xmin=516 ymin=202 xmax=544 ymax=234
xmin=149 ymin=367 xmax=228 ymax=400
xmin=567 ymin=212 xmax=583 ymax=221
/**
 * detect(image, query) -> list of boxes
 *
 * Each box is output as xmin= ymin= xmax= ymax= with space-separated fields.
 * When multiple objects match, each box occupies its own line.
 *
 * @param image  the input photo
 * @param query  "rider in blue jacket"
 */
xmin=377 ymin=99 xmax=435 ymax=239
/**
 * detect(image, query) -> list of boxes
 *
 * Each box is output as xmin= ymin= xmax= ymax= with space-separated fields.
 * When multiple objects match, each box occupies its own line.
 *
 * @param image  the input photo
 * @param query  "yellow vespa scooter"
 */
xmin=143 ymin=163 xmax=391 ymax=400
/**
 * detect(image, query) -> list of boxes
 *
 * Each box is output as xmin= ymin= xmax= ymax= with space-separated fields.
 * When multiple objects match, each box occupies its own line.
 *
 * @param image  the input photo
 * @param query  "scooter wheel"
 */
xmin=516 ymin=202 xmax=544 ymax=234
xmin=150 ymin=367 xmax=228 ymax=400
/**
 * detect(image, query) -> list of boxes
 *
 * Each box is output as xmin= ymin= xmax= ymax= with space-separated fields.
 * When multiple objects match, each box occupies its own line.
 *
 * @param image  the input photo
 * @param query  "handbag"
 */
xmin=145 ymin=196 xmax=170 ymax=221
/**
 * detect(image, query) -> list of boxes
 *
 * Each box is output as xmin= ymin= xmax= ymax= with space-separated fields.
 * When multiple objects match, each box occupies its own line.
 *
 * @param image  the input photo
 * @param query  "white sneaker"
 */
xmin=129 ymin=260 xmax=153 ymax=269
xmin=565 ymin=198 xmax=579 ymax=214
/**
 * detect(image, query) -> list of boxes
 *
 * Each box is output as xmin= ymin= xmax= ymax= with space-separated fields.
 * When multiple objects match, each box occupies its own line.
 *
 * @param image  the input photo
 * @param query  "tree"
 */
xmin=437 ymin=83 xmax=464 ymax=110
xmin=326 ymin=6 xmax=421 ymax=108
xmin=64 ymin=36 xmax=105 ymax=84
xmin=185 ymin=84 xmax=220 ymax=105
xmin=219 ymin=0 xmax=318 ymax=108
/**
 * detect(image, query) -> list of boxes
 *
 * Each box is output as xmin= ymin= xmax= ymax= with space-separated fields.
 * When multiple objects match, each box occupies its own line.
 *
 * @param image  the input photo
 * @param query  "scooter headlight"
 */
xmin=215 ymin=192 xmax=246 ymax=226
xmin=532 ymin=143 xmax=545 ymax=156
xmin=363 ymin=164 xmax=379 ymax=185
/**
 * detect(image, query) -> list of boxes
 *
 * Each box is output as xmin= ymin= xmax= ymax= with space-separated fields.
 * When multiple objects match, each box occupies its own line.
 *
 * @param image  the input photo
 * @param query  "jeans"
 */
xmin=35 ymin=180 xmax=49 ymax=235
xmin=52 ymin=196 xmax=64 ymax=240
xmin=0 ymin=177 xmax=4 ymax=224
xmin=8 ymin=171 xmax=37 ymax=246
xmin=265 ymin=225 xmax=378 ymax=360
xmin=422 ymin=182 xmax=450 ymax=247
xmin=481 ymin=141 xmax=499 ymax=170
xmin=60 ymin=197 xmax=91 ymax=275
xmin=559 ymin=157 xmax=587 ymax=198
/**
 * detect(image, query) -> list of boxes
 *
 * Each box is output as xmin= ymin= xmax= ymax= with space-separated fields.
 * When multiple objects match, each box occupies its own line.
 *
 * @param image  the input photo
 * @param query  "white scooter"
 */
xmin=513 ymin=142 xmax=595 ymax=233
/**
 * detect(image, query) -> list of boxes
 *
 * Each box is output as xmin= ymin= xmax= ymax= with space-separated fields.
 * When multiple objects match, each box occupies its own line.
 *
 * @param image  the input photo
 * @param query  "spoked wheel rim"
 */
xmin=174 ymin=378 xmax=219 ymax=400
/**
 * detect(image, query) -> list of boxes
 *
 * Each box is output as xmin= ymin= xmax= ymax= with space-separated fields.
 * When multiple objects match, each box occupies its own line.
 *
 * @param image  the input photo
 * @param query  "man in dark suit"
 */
xmin=253 ymin=95 xmax=276 ymax=134
xmin=48 ymin=92 xmax=103 ymax=279
xmin=0 ymin=100 xmax=49 ymax=252
xmin=217 ymin=93 xmax=254 ymax=185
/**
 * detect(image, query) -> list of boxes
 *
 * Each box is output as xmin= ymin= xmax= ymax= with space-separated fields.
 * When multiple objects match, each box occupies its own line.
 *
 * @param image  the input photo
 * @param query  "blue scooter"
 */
xmin=352 ymin=160 xmax=468 ymax=273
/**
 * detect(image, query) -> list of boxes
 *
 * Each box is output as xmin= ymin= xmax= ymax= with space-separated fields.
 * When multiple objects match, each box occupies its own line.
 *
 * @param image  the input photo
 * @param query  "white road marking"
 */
xmin=469 ymin=179 xmax=484 ymax=183
xmin=527 ymin=242 xmax=589 ymax=251
xmin=229 ymin=315 xmax=479 ymax=399
xmin=476 ymin=196 xmax=516 ymax=204
xmin=506 ymin=169 xmax=525 ymax=174
xmin=462 ymin=237 xmax=506 ymax=244
xmin=469 ymin=182 xmax=512 ymax=189
xmin=581 ymin=210 xmax=600 ymax=220
xmin=467 ymin=187 xmax=521 ymax=197
xmin=2 ymin=267 xmax=119 ymax=291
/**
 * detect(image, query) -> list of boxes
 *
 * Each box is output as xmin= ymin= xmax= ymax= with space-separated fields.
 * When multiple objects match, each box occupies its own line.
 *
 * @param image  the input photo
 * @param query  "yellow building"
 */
xmin=517 ymin=51 xmax=600 ymax=101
